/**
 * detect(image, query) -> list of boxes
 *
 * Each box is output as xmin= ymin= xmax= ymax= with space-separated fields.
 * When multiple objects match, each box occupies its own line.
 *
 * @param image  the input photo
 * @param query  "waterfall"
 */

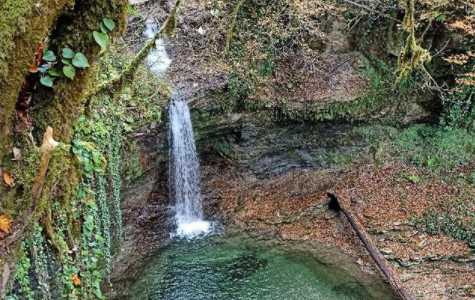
xmin=168 ymin=94 xmax=211 ymax=238
xmin=144 ymin=19 xmax=172 ymax=77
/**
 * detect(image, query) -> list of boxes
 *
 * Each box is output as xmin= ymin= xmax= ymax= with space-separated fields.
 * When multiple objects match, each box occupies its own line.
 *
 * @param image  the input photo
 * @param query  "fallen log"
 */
xmin=328 ymin=192 xmax=416 ymax=300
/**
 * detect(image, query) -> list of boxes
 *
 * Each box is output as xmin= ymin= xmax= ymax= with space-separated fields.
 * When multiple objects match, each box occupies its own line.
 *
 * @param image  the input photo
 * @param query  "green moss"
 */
xmin=0 ymin=0 xmax=133 ymax=297
xmin=0 ymin=0 xmax=32 ymax=79
xmin=164 ymin=10 xmax=178 ymax=36
xmin=34 ymin=0 xmax=129 ymax=143
xmin=34 ymin=144 xmax=78 ymax=221
xmin=0 ymin=0 xmax=73 ymax=164
xmin=209 ymin=10 xmax=425 ymax=125
xmin=419 ymin=195 xmax=475 ymax=249
xmin=349 ymin=123 xmax=475 ymax=173
xmin=121 ymin=141 xmax=143 ymax=182
xmin=2 ymin=145 xmax=43 ymax=217
xmin=390 ymin=125 xmax=475 ymax=170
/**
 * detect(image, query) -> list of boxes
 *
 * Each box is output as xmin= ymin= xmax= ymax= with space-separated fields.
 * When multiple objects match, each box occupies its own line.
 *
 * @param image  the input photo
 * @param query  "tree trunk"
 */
xmin=328 ymin=192 xmax=416 ymax=300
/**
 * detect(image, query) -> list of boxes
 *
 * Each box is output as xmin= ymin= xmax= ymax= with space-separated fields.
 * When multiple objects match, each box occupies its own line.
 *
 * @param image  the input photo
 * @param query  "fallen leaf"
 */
xmin=197 ymin=27 xmax=206 ymax=35
xmin=3 ymin=171 xmax=14 ymax=187
xmin=0 ymin=215 xmax=12 ymax=233
xmin=72 ymin=273 xmax=81 ymax=286
xmin=17 ymin=111 xmax=26 ymax=119
xmin=29 ymin=63 xmax=39 ymax=73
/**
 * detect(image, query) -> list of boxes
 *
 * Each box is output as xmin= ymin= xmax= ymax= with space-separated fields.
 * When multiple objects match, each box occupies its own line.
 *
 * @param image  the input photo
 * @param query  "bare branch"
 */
xmin=341 ymin=0 xmax=401 ymax=23
xmin=222 ymin=0 xmax=247 ymax=58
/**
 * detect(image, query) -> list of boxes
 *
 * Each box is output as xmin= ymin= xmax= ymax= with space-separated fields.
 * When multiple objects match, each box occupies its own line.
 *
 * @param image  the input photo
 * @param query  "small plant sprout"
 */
xmin=93 ymin=18 xmax=116 ymax=49
xmin=39 ymin=48 xmax=89 ymax=86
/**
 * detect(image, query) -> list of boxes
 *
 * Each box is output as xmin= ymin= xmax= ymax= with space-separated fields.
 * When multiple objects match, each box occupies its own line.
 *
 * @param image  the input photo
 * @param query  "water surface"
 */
xmin=130 ymin=235 xmax=400 ymax=300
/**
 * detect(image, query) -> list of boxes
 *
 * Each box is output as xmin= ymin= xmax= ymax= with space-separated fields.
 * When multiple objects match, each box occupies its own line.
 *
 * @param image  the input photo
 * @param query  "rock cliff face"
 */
xmin=194 ymin=114 xmax=377 ymax=179
xmin=110 ymin=110 xmax=379 ymax=298
xmin=109 ymin=1 xmax=474 ymax=299
xmin=112 ymin=108 xmax=475 ymax=300
xmin=108 ymin=127 xmax=169 ymax=298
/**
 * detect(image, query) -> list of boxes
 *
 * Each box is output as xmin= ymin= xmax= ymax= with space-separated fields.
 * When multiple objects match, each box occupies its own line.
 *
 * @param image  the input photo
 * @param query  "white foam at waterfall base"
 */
xmin=175 ymin=218 xmax=212 ymax=239
xmin=169 ymin=98 xmax=212 ymax=239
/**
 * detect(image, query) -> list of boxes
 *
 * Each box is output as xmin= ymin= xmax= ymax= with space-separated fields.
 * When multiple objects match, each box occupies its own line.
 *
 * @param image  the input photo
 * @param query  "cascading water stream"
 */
xmin=168 ymin=94 xmax=211 ymax=238
xmin=144 ymin=19 xmax=172 ymax=77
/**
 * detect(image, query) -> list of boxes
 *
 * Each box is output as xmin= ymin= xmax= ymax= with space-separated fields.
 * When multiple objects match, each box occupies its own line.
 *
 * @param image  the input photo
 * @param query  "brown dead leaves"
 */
xmin=72 ymin=274 xmax=82 ymax=286
xmin=0 ymin=215 xmax=12 ymax=234
xmin=2 ymin=171 xmax=14 ymax=187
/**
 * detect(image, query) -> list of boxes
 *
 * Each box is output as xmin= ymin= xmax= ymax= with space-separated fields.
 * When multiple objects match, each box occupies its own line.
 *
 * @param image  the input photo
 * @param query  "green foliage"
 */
xmin=442 ymin=83 xmax=475 ymax=132
xmin=93 ymin=31 xmax=110 ymax=49
xmin=96 ymin=175 xmax=111 ymax=272
xmin=40 ymin=76 xmax=54 ymax=87
xmin=213 ymin=43 xmax=275 ymax=114
xmin=76 ymin=185 xmax=105 ymax=299
xmin=73 ymin=53 xmax=90 ymax=68
xmin=63 ymin=65 xmax=77 ymax=80
xmin=93 ymin=18 xmax=116 ymax=49
xmin=420 ymin=197 xmax=475 ymax=249
xmin=50 ymin=199 xmax=81 ymax=299
xmin=11 ymin=241 xmax=34 ymax=300
xmin=74 ymin=112 xmax=117 ymax=275
xmin=108 ymin=125 xmax=123 ymax=242
xmin=29 ymin=225 xmax=51 ymax=299
xmin=62 ymin=48 xmax=75 ymax=59
xmin=121 ymin=141 xmax=143 ymax=182
xmin=95 ymin=44 xmax=170 ymax=126
xmin=126 ymin=5 xmax=139 ymax=17
xmin=102 ymin=18 xmax=116 ymax=31
xmin=2 ymin=1 xmax=130 ymax=298
xmin=406 ymin=174 xmax=420 ymax=184
xmin=468 ymin=171 xmax=475 ymax=184
xmin=390 ymin=125 xmax=475 ymax=170
xmin=315 ymin=60 xmax=422 ymax=122
xmin=39 ymin=48 xmax=90 ymax=86
xmin=43 ymin=50 xmax=56 ymax=62
xmin=73 ymin=105 xmax=126 ymax=276
xmin=72 ymin=140 xmax=107 ymax=178
xmin=64 ymin=40 xmax=172 ymax=282
xmin=397 ymin=0 xmax=431 ymax=79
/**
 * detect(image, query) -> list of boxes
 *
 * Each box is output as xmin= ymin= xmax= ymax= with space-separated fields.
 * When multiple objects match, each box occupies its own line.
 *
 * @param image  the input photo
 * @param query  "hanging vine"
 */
xmin=9 ymin=240 xmax=34 ymax=300
xmin=108 ymin=124 xmax=123 ymax=243
xmin=96 ymin=175 xmax=111 ymax=273
xmin=30 ymin=225 xmax=51 ymax=299
xmin=397 ymin=0 xmax=431 ymax=79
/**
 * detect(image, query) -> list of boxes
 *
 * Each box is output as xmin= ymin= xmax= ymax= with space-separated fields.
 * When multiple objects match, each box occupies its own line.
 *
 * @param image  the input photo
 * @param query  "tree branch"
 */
xmin=341 ymin=0 xmax=401 ymax=23
xmin=222 ymin=0 xmax=246 ymax=58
